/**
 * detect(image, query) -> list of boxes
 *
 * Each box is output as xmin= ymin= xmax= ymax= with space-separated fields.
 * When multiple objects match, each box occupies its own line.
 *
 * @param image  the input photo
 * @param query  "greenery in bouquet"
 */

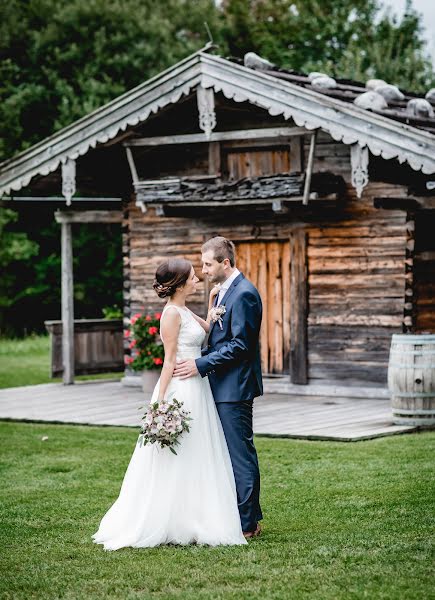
xmin=124 ymin=312 xmax=164 ymax=371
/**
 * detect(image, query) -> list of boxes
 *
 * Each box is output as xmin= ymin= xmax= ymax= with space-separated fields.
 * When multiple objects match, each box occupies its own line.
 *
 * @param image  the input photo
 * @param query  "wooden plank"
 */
xmin=6 ymin=196 xmax=122 ymax=202
xmin=125 ymin=147 xmax=139 ymax=183
xmin=269 ymin=242 xmax=283 ymax=372
xmin=290 ymin=229 xmax=308 ymax=383
xmin=55 ymin=210 xmax=123 ymax=224
xmin=257 ymin=242 xmax=269 ymax=373
xmin=208 ymin=142 xmax=221 ymax=176
xmin=1 ymin=381 xmax=412 ymax=441
xmin=282 ymin=242 xmax=291 ymax=374
xmin=303 ymin=131 xmax=317 ymax=205
xmin=61 ymin=222 xmax=74 ymax=385
xmin=289 ymin=137 xmax=302 ymax=172
xmin=125 ymin=127 xmax=307 ymax=147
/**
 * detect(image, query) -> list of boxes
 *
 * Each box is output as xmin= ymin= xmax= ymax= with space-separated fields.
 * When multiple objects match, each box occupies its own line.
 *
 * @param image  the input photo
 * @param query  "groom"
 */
xmin=173 ymin=236 xmax=263 ymax=538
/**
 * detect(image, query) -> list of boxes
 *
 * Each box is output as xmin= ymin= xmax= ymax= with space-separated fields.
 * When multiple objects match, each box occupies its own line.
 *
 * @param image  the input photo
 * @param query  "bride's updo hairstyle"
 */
xmin=153 ymin=258 xmax=192 ymax=298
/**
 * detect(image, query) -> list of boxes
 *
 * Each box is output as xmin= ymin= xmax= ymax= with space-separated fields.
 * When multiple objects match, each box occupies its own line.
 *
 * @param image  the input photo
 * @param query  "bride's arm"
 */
xmin=188 ymin=310 xmax=210 ymax=332
xmin=157 ymin=309 xmax=181 ymax=402
xmin=188 ymin=284 xmax=220 ymax=332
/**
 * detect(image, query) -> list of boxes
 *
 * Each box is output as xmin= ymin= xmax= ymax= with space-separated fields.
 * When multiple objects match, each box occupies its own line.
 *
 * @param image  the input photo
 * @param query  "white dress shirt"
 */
xmin=217 ymin=268 xmax=241 ymax=306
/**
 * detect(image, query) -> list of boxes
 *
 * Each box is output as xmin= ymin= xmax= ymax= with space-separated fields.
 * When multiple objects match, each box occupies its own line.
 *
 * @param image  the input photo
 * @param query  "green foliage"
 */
xmin=0 ymin=421 xmax=434 ymax=599
xmin=0 ymin=207 xmax=39 ymax=269
xmin=0 ymin=0 xmax=433 ymax=335
xmin=0 ymin=0 xmax=223 ymax=161
xmin=102 ymin=305 xmax=123 ymax=320
xmin=221 ymin=0 xmax=434 ymax=91
xmin=0 ymin=206 xmax=39 ymax=331
xmin=0 ymin=203 xmax=122 ymax=336
xmin=126 ymin=311 xmax=164 ymax=371
xmin=0 ymin=335 xmax=121 ymax=388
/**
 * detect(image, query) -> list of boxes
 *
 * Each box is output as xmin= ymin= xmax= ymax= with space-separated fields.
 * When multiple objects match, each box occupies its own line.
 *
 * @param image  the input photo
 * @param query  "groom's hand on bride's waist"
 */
xmin=173 ymin=359 xmax=199 ymax=379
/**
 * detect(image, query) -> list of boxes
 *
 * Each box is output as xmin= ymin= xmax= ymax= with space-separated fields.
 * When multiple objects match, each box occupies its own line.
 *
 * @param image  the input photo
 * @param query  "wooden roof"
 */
xmin=1 ymin=48 xmax=435 ymax=197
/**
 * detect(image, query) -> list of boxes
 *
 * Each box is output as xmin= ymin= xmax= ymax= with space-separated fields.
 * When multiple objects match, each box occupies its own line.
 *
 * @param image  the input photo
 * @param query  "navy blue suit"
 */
xmin=196 ymin=273 xmax=263 ymax=532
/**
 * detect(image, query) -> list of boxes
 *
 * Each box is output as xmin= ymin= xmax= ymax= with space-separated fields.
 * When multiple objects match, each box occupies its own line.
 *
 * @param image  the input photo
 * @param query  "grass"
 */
xmin=0 ymin=335 xmax=122 ymax=389
xmin=0 ymin=421 xmax=434 ymax=600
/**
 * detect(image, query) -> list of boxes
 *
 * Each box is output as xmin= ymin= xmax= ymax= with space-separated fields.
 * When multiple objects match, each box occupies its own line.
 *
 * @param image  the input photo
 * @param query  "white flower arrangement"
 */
xmin=209 ymin=305 xmax=226 ymax=329
xmin=138 ymin=396 xmax=191 ymax=455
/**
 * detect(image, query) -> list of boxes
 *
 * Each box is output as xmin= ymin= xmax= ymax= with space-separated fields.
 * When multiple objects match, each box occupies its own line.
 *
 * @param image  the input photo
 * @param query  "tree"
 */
xmin=1 ymin=0 xmax=433 ymax=335
xmin=0 ymin=206 xmax=39 ymax=334
xmin=220 ymin=0 xmax=435 ymax=91
xmin=0 ymin=0 xmax=223 ymax=162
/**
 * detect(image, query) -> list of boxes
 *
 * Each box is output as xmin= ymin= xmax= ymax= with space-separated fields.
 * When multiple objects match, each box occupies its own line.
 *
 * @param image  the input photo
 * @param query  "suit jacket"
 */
xmin=195 ymin=273 xmax=263 ymax=403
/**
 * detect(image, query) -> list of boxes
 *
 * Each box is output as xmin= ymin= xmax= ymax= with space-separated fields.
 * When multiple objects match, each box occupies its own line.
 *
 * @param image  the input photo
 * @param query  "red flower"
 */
xmin=129 ymin=339 xmax=137 ymax=349
xmin=148 ymin=326 xmax=158 ymax=335
xmin=153 ymin=357 xmax=163 ymax=365
xmin=154 ymin=312 xmax=162 ymax=320
xmin=147 ymin=351 xmax=152 ymax=356
xmin=145 ymin=315 xmax=152 ymax=321
xmin=124 ymin=329 xmax=131 ymax=338
xmin=124 ymin=355 xmax=134 ymax=365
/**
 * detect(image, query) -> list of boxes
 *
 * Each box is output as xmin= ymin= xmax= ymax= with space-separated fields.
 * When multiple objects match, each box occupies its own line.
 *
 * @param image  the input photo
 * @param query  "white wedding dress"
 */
xmin=92 ymin=304 xmax=247 ymax=549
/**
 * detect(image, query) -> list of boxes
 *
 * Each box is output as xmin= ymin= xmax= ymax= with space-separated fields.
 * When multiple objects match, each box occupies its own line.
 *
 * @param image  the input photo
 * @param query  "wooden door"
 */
xmin=235 ymin=240 xmax=291 ymax=374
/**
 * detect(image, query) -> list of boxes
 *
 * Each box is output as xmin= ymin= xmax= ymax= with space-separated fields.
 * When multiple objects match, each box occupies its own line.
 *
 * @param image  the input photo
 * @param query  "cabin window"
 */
xmin=222 ymin=138 xmax=302 ymax=181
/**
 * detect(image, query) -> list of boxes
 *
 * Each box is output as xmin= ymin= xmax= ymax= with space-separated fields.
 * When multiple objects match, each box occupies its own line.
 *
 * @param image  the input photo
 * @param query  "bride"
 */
xmin=92 ymin=258 xmax=247 ymax=549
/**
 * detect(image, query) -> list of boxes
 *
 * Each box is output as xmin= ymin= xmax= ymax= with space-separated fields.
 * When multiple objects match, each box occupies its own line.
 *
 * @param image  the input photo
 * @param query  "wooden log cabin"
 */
xmin=1 ymin=46 xmax=435 ymax=392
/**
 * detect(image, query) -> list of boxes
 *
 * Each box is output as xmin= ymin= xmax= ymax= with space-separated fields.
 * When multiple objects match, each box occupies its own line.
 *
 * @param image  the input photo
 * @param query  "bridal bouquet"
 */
xmin=138 ymin=397 xmax=191 ymax=455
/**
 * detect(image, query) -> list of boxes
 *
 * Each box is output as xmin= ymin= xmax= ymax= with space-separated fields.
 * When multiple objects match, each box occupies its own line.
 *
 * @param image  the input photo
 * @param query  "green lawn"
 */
xmin=0 ymin=422 xmax=433 ymax=600
xmin=0 ymin=335 xmax=122 ymax=388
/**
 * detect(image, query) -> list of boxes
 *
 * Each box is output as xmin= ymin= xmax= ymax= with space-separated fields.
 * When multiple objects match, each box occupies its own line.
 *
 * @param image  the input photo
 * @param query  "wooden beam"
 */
xmin=61 ymin=222 xmax=74 ymax=384
xmin=374 ymin=196 xmax=435 ymax=210
xmin=125 ymin=147 xmax=139 ymax=184
xmin=208 ymin=142 xmax=221 ymax=176
xmin=135 ymin=193 xmax=328 ymax=214
xmin=290 ymin=230 xmax=308 ymax=384
xmin=6 ymin=197 xmax=122 ymax=202
xmin=55 ymin=210 xmax=123 ymax=224
xmin=303 ymin=131 xmax=317 ymax=205
xmin=124 ymin=127 xmax=307 ymax=147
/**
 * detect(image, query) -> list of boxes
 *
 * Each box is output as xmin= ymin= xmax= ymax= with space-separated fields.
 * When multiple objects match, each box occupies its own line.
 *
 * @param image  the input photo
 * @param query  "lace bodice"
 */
xmin=160 ymin=304 xmax=206 ymax=360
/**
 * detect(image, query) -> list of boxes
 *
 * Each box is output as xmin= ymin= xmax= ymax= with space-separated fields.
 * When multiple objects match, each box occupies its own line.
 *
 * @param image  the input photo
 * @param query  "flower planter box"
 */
xmin=44 ymin=319 xmax=124 ymax=377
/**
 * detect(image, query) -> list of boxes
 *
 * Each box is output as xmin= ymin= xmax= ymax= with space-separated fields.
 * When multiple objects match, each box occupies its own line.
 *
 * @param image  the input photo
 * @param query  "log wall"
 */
xmin=123 ymin=130 xmax=410 ymax=387
xmin=124 ymin=199 xmax=407 ymax=386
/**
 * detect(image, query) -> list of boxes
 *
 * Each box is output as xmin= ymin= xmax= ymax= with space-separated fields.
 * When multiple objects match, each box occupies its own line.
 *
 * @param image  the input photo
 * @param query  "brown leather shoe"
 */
xmin=243 ymin=524 xmax=261 ymax=539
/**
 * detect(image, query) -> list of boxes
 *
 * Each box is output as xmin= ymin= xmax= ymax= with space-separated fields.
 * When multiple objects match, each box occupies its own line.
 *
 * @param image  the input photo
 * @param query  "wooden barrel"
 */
xmin=388 ymin=334 xmax=435 ymax=426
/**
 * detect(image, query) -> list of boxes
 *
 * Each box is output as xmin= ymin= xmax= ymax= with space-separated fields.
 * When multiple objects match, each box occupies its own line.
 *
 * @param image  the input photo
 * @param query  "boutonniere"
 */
xmin=209 ymin=305 xmax=226 ymax=329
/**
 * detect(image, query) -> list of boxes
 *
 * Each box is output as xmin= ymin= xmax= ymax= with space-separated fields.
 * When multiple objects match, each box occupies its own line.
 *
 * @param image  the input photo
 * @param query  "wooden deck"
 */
xmin=0 ymin=380 xmax=417 ymax=441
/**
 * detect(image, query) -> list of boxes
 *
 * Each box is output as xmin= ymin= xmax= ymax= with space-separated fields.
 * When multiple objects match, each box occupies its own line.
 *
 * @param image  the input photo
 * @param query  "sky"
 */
xmin=384 ymin=0 xmax=435 ymax=63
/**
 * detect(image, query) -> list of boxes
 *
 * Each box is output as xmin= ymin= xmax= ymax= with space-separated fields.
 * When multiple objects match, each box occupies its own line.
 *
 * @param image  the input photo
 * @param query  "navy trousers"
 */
xmin=216 ymin=400 xmax=262 ymax=532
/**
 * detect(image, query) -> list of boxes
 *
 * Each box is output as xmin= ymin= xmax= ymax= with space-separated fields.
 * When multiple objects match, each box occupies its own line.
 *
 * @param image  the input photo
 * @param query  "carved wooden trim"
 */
xmin=351 ymin=144 xmax=369 ymax=198
xmin=197 ymin=86 xmax=216 ymax=139
xmin=61 ymin=158 xmax=76 ymax=206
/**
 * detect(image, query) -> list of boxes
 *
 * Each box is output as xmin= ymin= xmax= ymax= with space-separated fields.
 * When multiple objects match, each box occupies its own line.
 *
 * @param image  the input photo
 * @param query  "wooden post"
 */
xmin=290 ymin=230 xmax=308 ymax=384
xmin=302 ymin=131 xmax=317 ymax=205
xmin=403 ymin=212 xmax=415 ymax=333
xmin=61 ymin=221 xmax=74 ymax=384
xmin=208 ymin=142 xmax=221 ymax=176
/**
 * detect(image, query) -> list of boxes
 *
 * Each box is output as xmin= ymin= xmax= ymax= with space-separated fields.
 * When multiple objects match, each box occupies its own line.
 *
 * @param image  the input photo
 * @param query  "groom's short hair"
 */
xmin=202 ymin=236 xmax=235 ymax=267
